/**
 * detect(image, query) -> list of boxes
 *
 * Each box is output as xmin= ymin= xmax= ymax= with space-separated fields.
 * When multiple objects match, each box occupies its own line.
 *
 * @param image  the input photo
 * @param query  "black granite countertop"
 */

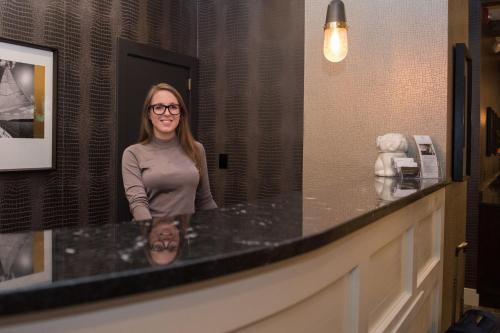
xmin=0 ymin=175 xmax=446 ymax=316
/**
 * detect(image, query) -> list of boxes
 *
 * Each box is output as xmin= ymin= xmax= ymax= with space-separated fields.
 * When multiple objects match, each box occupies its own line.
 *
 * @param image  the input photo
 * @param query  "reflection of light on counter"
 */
xmin=17 ymin=252 xmax=32 ymax=271
xmin=18 ymin=69 xmax=33 ymax=87
xmin=392 ymin=188 xmax=417 ymax=197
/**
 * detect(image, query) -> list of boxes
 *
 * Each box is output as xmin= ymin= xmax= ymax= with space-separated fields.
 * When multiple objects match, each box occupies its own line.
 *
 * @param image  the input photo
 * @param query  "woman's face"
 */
xmin=148 ymin=221 xmax=180 ymax=266
xmin=149 ymin=90 xmax=181 ymax=140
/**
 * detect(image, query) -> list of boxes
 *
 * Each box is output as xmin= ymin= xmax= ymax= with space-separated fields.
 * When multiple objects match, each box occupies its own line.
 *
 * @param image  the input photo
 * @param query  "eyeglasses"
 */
xmin=149 ymin=103 xmax=181 ymax=116
xmin=150 ymin=239 xmax=178 ymax=252
xmin=149 ymin=230 xmax=179 ymax=252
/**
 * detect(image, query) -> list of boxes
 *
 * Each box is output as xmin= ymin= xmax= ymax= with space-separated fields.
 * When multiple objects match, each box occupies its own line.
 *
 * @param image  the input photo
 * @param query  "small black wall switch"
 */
xmin=218 ymin=154 xmax=228 ymax=169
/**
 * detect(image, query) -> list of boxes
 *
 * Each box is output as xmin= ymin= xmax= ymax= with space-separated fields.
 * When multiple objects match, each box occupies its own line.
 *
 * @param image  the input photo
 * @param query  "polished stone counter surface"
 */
xmin=0 ymin=175 xmax=446 ymax=316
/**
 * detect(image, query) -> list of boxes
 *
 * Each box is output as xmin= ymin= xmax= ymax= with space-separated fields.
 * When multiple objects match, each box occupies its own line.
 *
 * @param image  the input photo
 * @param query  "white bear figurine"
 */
xmin=374 ymin=133 xmax=408 ymax=177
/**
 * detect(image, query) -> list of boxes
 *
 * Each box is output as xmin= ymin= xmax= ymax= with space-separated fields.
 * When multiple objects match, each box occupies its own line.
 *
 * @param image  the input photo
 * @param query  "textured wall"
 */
xmin=0 ymin=0 xmax=303 ymax=229
xmin=304 ymin=0 xmax=448 ymax=190
xmin=197 ymin=0 xmax=304 ymax=207
xmin=0 ymin=0 xmax=196 ymax=231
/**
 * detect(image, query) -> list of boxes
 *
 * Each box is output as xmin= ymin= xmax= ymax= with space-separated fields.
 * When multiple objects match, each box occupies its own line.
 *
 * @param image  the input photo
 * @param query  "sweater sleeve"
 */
xmin=195 ymin=144 xmax=218 ymax=211
xmin=122 ymin=147 xmax=152 ymax=221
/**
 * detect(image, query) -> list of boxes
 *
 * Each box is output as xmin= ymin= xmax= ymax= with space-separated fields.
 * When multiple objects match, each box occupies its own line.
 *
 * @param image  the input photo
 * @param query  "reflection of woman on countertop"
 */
xmin=141 ymin=217 xmax=182 ymax=266
xmin=122 ymin=83 xmax=217 ymax=221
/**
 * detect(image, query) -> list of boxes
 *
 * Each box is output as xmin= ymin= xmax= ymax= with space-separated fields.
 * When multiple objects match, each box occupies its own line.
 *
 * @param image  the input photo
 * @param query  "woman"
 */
xmin=122 ymin=83 xmax=217 ymax=221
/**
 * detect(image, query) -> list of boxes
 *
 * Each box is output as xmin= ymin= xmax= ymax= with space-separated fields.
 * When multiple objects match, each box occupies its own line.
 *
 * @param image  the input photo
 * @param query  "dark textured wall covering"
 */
xmin=197 ymin=0 xmax=304 ymax=207
xmin=0 ymin=0 xmax=303 ymax=229
xmin=0 ymin=0 xmax=196 ymax=231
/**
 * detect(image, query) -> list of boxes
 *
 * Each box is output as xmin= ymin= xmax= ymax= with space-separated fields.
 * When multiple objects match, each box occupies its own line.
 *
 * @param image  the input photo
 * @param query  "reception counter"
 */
xmin=0 ymin=175 xmax=447 ymax=332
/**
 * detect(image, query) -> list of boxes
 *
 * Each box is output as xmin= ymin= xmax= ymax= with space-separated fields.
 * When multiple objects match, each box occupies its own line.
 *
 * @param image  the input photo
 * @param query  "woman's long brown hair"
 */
xmin=138 ymin=83 xmax=202 ymax=173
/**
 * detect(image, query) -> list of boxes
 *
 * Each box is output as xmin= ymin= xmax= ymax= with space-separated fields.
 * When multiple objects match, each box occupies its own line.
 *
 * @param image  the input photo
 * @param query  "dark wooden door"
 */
xmin=478 ymin=201 xmax=500 ymax=307
xmin=116 ymin=38 xmax=198 ymax=222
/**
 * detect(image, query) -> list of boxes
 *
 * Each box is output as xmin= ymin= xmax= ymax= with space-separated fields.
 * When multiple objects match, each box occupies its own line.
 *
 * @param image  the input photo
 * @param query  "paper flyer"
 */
xmin=413 ymin=135 xmax=439 ymax=178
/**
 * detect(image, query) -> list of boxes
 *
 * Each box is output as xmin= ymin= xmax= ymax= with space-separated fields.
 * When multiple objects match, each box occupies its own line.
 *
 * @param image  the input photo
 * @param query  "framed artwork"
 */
xmin=452 ymin=43 xmax=472 ymax=182
xmin=486 ymin=107 xmax=500 ymax=156
xmin=0 ymin=37 xmax=57 ymax=171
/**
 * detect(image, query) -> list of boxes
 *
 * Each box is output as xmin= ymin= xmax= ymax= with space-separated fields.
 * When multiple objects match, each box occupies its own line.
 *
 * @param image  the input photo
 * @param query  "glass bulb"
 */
xmin=323 ymin=25 xmax=348 ymax=62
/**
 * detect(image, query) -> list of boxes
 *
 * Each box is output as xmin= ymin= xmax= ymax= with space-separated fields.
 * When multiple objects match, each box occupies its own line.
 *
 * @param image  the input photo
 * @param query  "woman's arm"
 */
xmin=195 ymin=144 xmax=218 ymax=210
xmin=122 ymin=147 xmax=152 ymax=221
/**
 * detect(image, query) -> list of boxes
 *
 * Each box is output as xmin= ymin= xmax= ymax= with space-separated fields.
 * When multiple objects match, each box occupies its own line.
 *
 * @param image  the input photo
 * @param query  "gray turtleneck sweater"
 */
xmin=122 ymin=136 xmax=217 ymax=220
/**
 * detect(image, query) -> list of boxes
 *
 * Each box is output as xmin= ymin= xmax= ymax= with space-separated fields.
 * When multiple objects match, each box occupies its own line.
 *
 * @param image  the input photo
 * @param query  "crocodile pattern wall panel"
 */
xmin=197 ymin=0 xmax=304 ymax=206
xmin=0 ymin=0 xmax=196 ymax=231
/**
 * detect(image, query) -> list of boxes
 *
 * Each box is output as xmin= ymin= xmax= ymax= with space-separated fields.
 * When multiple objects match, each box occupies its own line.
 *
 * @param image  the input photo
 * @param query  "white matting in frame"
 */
xmin=0 ymin=38 xmax=56 ymax=171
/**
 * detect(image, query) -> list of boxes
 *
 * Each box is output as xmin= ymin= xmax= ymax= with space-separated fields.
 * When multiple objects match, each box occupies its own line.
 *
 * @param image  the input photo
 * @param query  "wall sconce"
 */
xmin=323 ymin=0 xmax=348 ymax=62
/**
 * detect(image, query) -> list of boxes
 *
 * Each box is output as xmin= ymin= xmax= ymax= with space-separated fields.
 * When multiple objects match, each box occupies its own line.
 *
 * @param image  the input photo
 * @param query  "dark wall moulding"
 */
xmin=452 ymin=43 xmax=472 ymax=182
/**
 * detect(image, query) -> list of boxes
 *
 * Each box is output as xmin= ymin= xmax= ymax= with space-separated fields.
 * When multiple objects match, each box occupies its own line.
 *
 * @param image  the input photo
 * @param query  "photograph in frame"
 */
xmin=0 ymin=38 xmax=56 ymax=171
xmin=486 ymin=107 xmax=500 ymax=156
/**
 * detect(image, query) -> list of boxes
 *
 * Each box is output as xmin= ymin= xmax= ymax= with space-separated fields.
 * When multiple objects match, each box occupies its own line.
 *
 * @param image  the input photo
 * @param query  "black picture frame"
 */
xmin=452 ymin=43 xmax=472 ymax=182
xmin=486 ymin=107 xmax=500 ymax=156
xmin=0 ymin=37 xmax=57 ymax=172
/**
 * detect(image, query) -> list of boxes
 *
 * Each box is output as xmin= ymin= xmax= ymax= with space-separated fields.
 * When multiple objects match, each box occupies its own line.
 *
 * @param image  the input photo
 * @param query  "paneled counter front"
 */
xmin=0 ymin=175 xmax=446 ymax=333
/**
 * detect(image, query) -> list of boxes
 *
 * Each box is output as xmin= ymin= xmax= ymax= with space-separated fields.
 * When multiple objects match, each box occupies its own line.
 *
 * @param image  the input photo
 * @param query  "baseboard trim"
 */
xmin=464 ymin=288 xmax=479 ymax=306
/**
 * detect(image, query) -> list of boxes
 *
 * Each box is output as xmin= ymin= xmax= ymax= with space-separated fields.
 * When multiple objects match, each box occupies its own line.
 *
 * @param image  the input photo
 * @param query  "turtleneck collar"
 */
xmin=150 ymin=135 xmax=179 ymax=149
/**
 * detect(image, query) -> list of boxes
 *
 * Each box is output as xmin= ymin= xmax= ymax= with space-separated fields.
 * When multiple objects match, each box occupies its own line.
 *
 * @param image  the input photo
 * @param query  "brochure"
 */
xmin=413 ymin=135 xmax=439 ymax=178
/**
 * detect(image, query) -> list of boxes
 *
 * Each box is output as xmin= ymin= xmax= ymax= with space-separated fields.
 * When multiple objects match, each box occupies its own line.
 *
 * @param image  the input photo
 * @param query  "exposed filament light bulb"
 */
xmin=323 ymin=0 xmax=348 ymax=62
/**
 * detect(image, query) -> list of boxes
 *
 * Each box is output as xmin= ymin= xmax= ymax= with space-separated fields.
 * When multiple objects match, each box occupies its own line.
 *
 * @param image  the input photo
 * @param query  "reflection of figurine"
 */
xmin=374 ymin=133 xmax=408 ymax=177
xmin=374 ymin=177 xmax=398 ymax=201
xmin=140 ymin=215 xmax=190 ymax=267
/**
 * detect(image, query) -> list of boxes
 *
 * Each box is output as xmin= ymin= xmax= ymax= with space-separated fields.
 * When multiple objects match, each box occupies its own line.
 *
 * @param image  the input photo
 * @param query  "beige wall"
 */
xmin=304 ymin=0 xmax=448 ymax=187
xmin=304 ymin=1 xmax=469 ymax=329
